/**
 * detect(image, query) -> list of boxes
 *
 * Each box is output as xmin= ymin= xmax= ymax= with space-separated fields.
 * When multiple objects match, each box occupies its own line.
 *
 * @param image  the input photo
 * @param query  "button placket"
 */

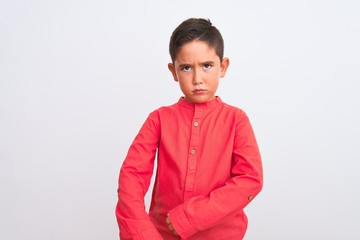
xmin=184 ymin=107 xmax=203 ymax=199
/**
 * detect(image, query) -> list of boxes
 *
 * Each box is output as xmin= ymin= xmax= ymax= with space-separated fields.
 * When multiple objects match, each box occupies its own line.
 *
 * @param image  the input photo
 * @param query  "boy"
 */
xmin=116 ymin=18 xmax=263 ymax=240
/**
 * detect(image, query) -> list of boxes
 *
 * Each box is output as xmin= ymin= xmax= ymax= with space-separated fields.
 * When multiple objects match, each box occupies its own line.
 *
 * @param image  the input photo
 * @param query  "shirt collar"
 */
xmin=177 ymin=96 xmax=222 ymax=109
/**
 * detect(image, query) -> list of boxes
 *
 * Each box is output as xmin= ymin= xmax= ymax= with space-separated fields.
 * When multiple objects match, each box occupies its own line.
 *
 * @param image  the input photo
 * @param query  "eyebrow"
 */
xmin=177 ymin=61 xmax=216 ymax=68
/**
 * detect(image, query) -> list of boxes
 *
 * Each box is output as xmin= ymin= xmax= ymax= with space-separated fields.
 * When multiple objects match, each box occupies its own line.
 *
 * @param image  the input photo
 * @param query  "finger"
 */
xmin=168 ymin=224 xmax=175 ymax=231
xmin=166 ymin=216 xmax=171 ymax=224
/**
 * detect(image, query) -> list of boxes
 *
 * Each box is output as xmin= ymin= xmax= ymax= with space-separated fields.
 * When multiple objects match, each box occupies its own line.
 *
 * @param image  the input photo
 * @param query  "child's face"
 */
xmin=168 ymin=40 xmax=229 ymax=104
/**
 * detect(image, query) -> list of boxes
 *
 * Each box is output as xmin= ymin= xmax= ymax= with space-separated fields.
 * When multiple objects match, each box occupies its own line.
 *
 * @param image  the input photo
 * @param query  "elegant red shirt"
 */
xmin=116 ymin=97 xmax=263 ymax=240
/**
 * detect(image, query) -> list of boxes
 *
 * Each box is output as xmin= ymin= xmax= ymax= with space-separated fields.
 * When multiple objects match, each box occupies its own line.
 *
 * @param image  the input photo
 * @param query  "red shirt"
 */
xmin=116 ymin=97 xmax=263 ymax=240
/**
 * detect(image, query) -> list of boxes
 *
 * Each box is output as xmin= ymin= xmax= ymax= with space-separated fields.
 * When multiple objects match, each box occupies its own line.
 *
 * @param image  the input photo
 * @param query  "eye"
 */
xmin=181 ymin=66 xmax=192 ymax=72
xmin=203 ymin=64 xmax=212 ymax=69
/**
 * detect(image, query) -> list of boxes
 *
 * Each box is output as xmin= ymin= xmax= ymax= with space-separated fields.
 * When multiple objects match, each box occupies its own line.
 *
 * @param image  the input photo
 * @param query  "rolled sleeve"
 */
xmin=168 ymin=205 xmax=198 ymax=239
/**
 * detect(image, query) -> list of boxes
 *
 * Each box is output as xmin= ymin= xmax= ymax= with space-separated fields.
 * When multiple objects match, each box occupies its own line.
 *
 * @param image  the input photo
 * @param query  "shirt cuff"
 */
xmin=169 ymin=205 xmax=198 ymax=239
xmin=120 ymin=227 xmax=163 ymax=240
xmin=138 ymin=227 xmax=163 ymax=240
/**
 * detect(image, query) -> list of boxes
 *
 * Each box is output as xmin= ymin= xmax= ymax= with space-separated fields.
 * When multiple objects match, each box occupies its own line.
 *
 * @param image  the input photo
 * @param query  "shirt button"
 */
xmin=190 ymin=149 xmax=196 ymax=154
xmin=193 ymin=122 xmax=199 ymax=127
xmin=248 ymin=195 xmax=253 ymax=201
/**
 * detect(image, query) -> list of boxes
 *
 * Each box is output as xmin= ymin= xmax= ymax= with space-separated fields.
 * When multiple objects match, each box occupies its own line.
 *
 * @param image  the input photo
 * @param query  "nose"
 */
xmin=192 ymin=68 xmax=203 ymax=85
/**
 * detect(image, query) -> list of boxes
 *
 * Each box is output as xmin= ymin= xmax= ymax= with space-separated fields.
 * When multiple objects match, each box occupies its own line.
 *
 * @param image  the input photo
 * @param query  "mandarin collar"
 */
xmin=177 ymin=96 xmax=222 ymax=109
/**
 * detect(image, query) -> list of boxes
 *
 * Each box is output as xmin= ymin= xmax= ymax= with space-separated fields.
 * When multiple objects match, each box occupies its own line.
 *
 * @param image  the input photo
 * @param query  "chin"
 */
xmin=184 ymin=94 xmax=215 ymax=104
xmin=188 ymin=98 xmax=212 ymax=104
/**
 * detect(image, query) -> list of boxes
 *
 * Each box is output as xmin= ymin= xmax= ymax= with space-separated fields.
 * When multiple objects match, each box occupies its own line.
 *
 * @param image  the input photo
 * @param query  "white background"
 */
xmin=1 ymin=0 xmax=359 ymax=239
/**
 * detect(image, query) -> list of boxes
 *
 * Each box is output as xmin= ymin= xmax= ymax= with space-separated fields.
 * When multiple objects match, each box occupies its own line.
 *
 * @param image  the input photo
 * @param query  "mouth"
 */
xmin=193 ymin=89 xmax=207 ymax=94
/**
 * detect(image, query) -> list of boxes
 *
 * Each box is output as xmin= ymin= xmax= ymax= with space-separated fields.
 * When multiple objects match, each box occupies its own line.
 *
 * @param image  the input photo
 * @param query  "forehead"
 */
xmin=175 ymin=40 xmax=219 ymax=63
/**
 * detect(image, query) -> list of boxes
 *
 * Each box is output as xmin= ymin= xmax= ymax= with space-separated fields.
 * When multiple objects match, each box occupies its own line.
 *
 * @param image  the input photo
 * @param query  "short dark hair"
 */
xmin=169 ymin=18 xmax=224 ymax=63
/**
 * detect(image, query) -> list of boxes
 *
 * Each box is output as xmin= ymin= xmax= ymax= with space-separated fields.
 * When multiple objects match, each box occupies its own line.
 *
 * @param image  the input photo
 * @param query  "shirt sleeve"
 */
xmin=168 ymin=111 xmax=263 ymax=239
xmin=115 ymin=111 xmax=163 ymax=240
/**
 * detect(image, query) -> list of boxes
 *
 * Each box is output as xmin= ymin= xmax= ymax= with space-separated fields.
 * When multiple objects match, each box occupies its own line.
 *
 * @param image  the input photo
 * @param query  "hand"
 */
xmin=166 ymin=214 xmax=178 ymax=235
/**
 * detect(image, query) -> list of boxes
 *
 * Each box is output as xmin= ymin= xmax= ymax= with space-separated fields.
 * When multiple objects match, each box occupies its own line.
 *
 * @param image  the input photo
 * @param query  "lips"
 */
xmin=193 ymin=89 xmax=207 ymax=94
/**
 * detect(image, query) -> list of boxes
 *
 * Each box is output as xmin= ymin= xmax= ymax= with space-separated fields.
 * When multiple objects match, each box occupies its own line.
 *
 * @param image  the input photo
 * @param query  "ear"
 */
xmin=168 ymin=63 xmax=178 ymax=82
xmin=220 ymin=57 xmax=230 ymax=78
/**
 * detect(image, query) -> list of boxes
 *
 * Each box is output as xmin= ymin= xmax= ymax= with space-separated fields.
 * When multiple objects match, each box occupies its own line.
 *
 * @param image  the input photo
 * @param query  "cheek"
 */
xmin=210 ymin=74 xmax=220 ymax=84
xmin=211 ymin=78 xmax=220 ymax=90
xmin=181 ymin=80 xmax=192 ymax=89
xmin=178 ymin=74 xmax=192 ymax=84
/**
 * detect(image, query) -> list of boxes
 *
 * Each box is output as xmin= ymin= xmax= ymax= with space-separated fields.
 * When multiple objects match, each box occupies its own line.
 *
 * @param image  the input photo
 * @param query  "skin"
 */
xmin=166 ymin=40 xmax=230 ymax=235
xmin=166 ymin=214 xmax=178 ymax=235
xmin=168 ymin=40 xmax=230 ymax=104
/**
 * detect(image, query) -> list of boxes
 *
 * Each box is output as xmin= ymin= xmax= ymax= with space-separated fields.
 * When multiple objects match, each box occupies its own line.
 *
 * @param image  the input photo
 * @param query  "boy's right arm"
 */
xmin=115 ymin=111 xmax=163 ymax=240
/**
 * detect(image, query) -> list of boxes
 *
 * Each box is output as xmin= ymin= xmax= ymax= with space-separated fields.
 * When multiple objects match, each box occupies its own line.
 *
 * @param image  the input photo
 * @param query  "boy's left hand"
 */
xmin=166 ymin=214 xmax=178 ymax=235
